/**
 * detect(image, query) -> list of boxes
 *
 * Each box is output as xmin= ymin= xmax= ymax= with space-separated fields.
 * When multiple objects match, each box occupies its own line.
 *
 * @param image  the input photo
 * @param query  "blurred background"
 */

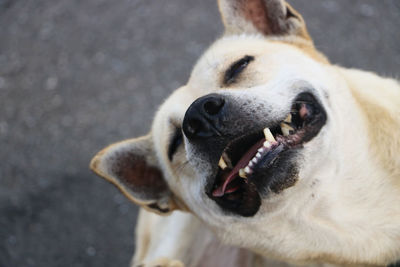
xmin=0 ymin=0 xmax=399 ymax=266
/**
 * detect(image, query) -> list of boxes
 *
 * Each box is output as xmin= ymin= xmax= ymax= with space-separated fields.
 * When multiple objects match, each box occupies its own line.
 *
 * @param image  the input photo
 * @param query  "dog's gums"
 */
xmin=208 ymin=92 xmax=326 ymax=216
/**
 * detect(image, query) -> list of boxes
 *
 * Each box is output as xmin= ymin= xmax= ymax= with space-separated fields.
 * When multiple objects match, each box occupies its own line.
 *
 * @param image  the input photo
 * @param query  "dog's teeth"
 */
xmin=244 ymin=166 xmax=251 ymax=174
xmin=263 ymin=141 xmax=272 ymax=148
xmin=280 ymin=123 xmax=294 ymax=137
xmin=263 ymin=128 xmax=276 ymax=142
xmin=222 ymin=152 xmax=233 ymax=168
xmin=256 ymin=152 xmax=262 ymax=159
xmin=251 ymin=158 xmax=258 ymax=164
xmin=218 ymin=157 xmax=228 ymax=170
xmin=239 ymin=169 xmax=247 ymax=179
xmin=258 ymin=147 xmax=265 ymax=153
xmin=249 ymin=161 xmax=254 ymax=168
xmin=284 ymin=114 xmax=292 ymax=123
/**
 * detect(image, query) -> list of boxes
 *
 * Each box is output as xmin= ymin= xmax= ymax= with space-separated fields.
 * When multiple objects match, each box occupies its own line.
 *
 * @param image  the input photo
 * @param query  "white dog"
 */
xmin=91 ymin=0 xmax=400 ymax=266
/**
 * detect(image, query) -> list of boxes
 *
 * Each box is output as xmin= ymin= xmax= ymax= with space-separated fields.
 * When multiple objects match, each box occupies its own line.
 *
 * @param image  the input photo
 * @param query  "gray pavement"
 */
xmin=0 ymin=0 xmax=399 ymax=266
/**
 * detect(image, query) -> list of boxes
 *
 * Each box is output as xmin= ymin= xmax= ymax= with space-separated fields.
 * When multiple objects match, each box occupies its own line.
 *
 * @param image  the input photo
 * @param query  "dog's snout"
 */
xmin=182 ymin=94 xmax=225 ymax=140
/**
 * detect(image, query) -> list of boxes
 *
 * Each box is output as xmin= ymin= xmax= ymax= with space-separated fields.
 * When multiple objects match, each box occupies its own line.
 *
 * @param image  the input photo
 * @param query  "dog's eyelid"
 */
xmin=223 ymin=55 xmax=255 ymax=85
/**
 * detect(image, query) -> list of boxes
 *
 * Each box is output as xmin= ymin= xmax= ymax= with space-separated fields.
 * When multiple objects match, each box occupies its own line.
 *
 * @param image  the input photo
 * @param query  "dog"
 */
xmin=90 ymin=0 xmax=400 ymax=266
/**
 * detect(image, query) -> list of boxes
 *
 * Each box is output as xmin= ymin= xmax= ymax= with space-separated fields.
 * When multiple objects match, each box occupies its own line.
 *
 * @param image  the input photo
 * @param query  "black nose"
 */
xmin=182 ymin=94 xmax=225 ymax=140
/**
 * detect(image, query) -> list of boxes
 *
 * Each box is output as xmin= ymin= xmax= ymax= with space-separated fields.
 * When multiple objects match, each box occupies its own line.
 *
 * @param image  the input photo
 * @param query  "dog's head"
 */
xmin=91 ymin=0 xmax=400 ymax=265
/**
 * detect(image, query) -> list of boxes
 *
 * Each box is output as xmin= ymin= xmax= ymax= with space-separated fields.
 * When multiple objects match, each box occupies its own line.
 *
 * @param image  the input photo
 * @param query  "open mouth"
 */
xmin=207 ymin=92 xmax=327 ymax=216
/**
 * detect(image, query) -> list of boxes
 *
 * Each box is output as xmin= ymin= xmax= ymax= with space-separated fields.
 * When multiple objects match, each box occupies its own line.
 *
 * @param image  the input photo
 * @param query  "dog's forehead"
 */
xmin=152 ymin=35 xmax=331 ymax=145
xmin=187 ymin=35 xmax=319 ymax=91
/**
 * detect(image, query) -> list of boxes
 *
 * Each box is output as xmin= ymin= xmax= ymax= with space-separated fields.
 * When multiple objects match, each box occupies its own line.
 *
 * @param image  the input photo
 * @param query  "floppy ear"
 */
xmin=218 ymin=0 xmax=310 ymax=40
xmin=90 ymin=135 xmax=177 ymax=215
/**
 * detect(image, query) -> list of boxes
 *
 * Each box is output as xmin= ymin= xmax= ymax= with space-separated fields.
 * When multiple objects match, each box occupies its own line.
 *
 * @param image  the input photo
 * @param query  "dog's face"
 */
xmin=91 ymin=0 xmax=400 ymax=265
xmin=155 ymin=36 xmax=333 ymax=219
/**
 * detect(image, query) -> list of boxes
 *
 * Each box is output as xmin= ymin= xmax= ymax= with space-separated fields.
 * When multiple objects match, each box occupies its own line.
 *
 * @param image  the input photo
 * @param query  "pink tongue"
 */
xmin=212 ymin=138 xmax=265 ymax=197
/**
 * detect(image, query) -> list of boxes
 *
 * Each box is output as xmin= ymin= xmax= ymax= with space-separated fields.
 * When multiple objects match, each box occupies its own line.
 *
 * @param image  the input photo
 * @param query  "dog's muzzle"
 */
xmin=182 ymin=92 xmax=327 ymax=217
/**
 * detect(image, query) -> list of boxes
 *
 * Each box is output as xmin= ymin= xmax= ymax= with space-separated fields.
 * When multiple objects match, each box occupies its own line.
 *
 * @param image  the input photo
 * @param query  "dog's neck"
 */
xmin=343 ymin=69 xmax=400 ymax=266
xmin=340 ymin=68 xmax=400 ymax=185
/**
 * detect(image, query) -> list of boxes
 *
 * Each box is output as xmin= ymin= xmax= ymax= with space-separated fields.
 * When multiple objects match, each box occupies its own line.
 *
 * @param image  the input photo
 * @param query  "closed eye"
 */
xmin=224 ymin=55 xmax=254 ymax=85
xmin=168 ymin=127 xmax=183 ymax=161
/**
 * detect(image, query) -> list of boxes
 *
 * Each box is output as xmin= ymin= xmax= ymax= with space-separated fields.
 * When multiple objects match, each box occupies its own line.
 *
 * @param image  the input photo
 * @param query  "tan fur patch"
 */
xmin=342 ymin=69 xmax=400 ymax=188
xmin=270 ymin=36 xmax=330 ymax=64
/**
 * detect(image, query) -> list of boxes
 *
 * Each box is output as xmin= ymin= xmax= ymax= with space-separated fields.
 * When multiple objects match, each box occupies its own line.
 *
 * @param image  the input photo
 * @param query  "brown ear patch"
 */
xmin=219 ymin=0 xmax=312 ymax=41
xmin=90 ymin=136 xmax=179 ymax=214
xmin=111 ymin=152 xmax=169 ymax=202
xmin=240 ymin=0 xmax=306 ymax=36
xmin=241 ymin=0 xmax=284 ymax=35
xmin=242 ymin=0 xmax=272 ymax=35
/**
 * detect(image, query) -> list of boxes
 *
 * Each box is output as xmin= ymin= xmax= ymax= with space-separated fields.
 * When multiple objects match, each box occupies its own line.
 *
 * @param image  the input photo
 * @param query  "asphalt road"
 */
xmin=0 ymin=0 xmax=399 ymax=266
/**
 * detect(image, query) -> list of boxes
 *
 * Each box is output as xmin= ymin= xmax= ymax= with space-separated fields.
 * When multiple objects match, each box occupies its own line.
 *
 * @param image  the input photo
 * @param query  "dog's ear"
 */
xmin=90 ymin=135 xmax=178 ymax=215
xmin=218 ymin=0 xmax=310 ymax=40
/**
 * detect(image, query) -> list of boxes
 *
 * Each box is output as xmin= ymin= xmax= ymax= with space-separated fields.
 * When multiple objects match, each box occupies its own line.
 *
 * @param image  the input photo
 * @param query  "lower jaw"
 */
xmin=208 ymin=148 xmax=299 ymax=217
xmin=209 ymin=181 xmax=261 ymax=217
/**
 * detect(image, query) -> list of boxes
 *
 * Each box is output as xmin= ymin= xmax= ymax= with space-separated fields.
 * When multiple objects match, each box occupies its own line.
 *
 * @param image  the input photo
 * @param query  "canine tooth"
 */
xmin=222 ymin=152 xmax=233 ymax=168
xmin=280 ymin=123 xmax=294 ymax=136
xmin=256 ymin=152 xmax=262 ymax=158
xmin=263 ymin=141 xmax=272 ymax=148
xmin=284 ymin=114 xmax=292 ymax=123
xmin=218 ymin=157 xmax=228 ymax=170
xmin=263 ymin=128 xmax=276 ymax=142
xmin=244 ymin=167 xmax=251 ymax=174
xmin=239 ymin=169 xmax=247 ymax=179
xmin=258 ymin=147 xmax=265 ymax=153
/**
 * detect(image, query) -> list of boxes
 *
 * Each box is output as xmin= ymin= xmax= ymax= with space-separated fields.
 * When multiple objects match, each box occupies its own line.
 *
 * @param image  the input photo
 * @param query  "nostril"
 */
xmin=186 ymin=118 xmax=201 ymax=136
xmin=203 ymin=97 xmax=225 ymax=115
